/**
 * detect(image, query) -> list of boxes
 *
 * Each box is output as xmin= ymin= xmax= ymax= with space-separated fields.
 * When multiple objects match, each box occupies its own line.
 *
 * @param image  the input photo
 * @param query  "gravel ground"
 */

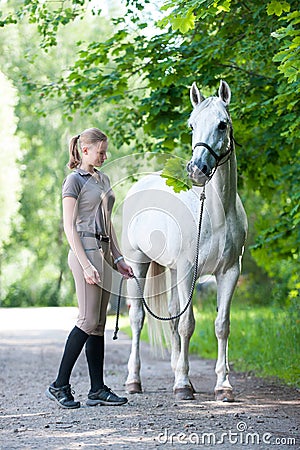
xmin=0 ymin=307 xmax=299 ymax=450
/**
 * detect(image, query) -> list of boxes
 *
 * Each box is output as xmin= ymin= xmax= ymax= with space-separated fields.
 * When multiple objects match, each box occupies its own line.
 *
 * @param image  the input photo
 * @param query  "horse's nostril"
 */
xmin=202 ymin=165 xmax=208 ymax=174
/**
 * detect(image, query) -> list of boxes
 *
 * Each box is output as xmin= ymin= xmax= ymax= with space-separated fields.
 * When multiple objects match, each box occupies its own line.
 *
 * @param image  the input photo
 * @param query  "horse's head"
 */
xmin=186 ymin=80 xmax=233 ymax=186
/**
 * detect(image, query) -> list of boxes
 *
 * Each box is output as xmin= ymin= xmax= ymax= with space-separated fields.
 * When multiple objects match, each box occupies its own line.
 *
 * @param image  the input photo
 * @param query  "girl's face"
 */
xmin=85 ymin=140 xmax=108 ymax=167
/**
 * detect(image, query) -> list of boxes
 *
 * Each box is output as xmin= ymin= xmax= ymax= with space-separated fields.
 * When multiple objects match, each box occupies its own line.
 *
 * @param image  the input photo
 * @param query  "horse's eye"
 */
xmin=218 ymin=121 xmax=227 ymax=131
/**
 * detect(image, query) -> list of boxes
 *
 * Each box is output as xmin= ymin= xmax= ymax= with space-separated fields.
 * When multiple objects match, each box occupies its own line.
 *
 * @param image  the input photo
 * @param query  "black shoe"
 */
xmin=86 ymin=385 xmax=128 ymax=406
xmin=45 ymin=383 xmax=80 ymax=409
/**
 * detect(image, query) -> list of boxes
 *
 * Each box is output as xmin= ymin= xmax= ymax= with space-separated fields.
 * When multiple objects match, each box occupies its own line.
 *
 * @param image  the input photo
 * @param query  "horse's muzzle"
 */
xmin=186 ymin=162 xmax=210 ymax=186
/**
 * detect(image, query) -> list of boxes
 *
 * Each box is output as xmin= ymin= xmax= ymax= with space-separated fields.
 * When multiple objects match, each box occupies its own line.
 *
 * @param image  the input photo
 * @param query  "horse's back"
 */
xmin=124 ymin=172 xmax=200 ymax=212
xmin=122 ymin=172 xmax=247 ymax=272
xmin=121 ymin=173 xmax=199 ymax=267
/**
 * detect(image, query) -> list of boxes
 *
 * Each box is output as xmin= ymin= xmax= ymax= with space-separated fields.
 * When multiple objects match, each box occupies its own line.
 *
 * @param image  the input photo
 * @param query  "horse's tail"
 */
xmin=145 ymin=261 xmax=171 ymax=357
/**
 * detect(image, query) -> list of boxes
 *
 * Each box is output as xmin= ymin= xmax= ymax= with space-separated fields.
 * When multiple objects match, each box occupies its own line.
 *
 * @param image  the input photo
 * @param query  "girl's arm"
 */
xmin=109 ymin=221 xmax=134 ymax=279
xmin=109 ymin=222 xmax=122 ymax=262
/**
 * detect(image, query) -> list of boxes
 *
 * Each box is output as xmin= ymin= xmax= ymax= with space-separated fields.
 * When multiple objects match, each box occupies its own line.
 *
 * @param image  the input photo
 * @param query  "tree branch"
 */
xmin=217 ymin=62 xmax=275 ymax=81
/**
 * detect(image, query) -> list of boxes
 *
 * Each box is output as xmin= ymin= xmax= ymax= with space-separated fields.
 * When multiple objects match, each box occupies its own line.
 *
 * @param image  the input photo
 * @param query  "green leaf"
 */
xmin=267 ymin=1 xmax=290 ymax=17
xmin=169 ymin=10 xmax=195 ymax=33
xmin=161 ymin=157 xmax=193 ymax=193
xmin=215 ymin=0 xmax=231 ymax=14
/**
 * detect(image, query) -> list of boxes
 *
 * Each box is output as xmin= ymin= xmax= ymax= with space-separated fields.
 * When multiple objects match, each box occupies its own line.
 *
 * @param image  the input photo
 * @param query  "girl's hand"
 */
xmin=116 ymin=259 xmax=134 ymax=279
xmin=83 ymin=263 xmax=101 ymax=285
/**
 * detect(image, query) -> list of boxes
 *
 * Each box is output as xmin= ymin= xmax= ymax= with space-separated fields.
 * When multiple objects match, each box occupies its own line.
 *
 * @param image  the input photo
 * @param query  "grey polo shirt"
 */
xmin=62 ymin=168 xmax=115 ymax=236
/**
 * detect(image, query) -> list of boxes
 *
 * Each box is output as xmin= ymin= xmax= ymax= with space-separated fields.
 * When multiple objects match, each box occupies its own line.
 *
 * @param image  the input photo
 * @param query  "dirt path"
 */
xmin=0 ymin=307 xmax=299 ymax=449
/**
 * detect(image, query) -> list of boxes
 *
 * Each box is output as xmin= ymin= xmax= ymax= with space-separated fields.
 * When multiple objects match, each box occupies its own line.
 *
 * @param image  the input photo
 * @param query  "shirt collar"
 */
xmin=75 ymin=168 xmax=100 ymax=177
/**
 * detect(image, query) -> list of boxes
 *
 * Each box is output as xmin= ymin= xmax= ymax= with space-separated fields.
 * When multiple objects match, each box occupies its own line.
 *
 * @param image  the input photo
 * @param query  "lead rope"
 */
xmin=113 ymin=186 xmax=206 ymax=340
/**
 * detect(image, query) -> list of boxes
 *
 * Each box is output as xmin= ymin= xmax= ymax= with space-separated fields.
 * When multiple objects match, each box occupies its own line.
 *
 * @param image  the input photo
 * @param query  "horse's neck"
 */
xmin=208 ymin=152 xmax=237 ymax=213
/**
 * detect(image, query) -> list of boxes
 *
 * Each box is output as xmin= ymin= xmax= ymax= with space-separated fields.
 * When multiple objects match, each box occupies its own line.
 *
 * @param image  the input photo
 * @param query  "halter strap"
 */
xmin=193 ymin=141 xmax=232 ymax=164
xmin=192 ymin=121 xmax=236 ymax=167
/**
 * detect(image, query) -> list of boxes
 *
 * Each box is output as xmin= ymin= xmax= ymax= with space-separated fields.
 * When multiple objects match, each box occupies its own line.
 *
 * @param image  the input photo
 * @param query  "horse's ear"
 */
xmin=190 ymin=82 xmax=204 ymax=107
xmin=218 ymin=80 xmax=231 ymax=105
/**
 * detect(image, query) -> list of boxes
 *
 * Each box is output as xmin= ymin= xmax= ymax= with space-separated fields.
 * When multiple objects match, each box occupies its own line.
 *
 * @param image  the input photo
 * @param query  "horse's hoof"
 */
xmin=126 ymin=382 xmax=142 ymax=394
xmin=189 ymin=378 xmax=196 ymax=394
xmin=214 ymin=388 xmax=234 ymax=402
xmin=174 ymin=386 xmax=195 ymax=401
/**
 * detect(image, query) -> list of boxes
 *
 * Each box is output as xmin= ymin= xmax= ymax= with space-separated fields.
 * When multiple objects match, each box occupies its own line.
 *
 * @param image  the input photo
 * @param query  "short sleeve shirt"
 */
xmin=62 ymin=168 xmax=115 ymax=236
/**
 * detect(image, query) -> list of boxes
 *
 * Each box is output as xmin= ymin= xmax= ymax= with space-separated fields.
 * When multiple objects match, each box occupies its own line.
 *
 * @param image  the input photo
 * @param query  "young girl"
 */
xmin=46 ymin=128 xmax=133 ymax=409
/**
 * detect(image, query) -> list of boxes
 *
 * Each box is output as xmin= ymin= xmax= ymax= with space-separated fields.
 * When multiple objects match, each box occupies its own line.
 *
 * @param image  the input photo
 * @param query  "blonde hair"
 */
xmin=68 ymin=127 xmax=108 ymax=169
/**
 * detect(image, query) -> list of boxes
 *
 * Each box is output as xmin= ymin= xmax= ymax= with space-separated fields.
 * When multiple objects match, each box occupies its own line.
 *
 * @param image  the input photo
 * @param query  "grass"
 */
xmin=116 ymin=301 xmax=300 ymax=387
xmin=191 ymin=302 xmax=300 ymax=386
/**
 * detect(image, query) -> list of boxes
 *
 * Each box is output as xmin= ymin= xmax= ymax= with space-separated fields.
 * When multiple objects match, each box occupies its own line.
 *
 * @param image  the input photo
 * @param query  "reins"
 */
xmin=113 ymin=186 xmax=206 ymax=340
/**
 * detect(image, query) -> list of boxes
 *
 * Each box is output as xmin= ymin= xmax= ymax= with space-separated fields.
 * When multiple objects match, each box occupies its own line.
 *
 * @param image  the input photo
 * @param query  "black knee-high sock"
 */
xmin=85 ymin=335 xmax=105 ymax=393
xmin=55 ymin=326 xmax=89 ymax=388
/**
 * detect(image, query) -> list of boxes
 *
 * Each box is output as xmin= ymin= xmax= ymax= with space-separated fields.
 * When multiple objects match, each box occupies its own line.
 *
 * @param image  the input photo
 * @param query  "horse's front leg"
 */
xmin=169 ymin=269 xmax=180 ymax=374
xmin=125 ymin=268 xmax=147 ymax=394
xmin=173 ymin=272 xmax=195 ymax=400
xmin=214 ymin=264 xmax=240 ymax=402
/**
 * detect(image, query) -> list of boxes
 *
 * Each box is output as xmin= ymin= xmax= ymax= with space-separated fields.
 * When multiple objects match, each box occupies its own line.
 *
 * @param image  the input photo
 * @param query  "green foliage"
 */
xmin=159 ymin=5 xmax=196 ymax=33
xmin=0 ymin=1 xmax=116 ymax=306
xmin=271 ymin=10 xmax=300 ymax=83
xmin=191 ymin=298 xmax=300 ymax=386
xmin=267 ymin=0 xmax=290 ymax=17
xmin=0 ymin=279 xmax=73 ymax=307
xmin=0 ymin=0 xmax=87 ymax=48
xmin=51 ymin=0 xmax=298 ymax=298
xmin=0 ymin=0 xmax=299 ymax=307
xmin=0 ymin=72 xmax=20 ymax=249
xmin=159 ymin=0 xmax=233 ymax=28
xmin=161 ymin=156 xmax=193 ymax=192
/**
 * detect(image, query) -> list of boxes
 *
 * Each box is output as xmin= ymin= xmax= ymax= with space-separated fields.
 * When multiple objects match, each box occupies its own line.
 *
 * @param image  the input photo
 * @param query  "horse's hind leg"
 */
xmin=125 ymin=259 xmax=150 ymax=394
xmin=214 ymin=264 xmax=240 ymax=402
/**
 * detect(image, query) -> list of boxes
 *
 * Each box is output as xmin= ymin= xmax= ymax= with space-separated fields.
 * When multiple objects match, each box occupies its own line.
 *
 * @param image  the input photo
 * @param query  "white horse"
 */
xmin=121 ymin=80 xmax=247 ymax=401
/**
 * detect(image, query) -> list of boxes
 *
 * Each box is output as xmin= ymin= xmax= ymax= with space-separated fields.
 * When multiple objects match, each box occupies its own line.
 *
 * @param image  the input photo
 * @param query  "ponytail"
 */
xmin=68 ymin=134 xmax=81 ymax=169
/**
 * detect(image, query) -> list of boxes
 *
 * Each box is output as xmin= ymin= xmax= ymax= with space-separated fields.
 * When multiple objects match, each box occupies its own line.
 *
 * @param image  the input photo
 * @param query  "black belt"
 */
xmin=78 ymin=231 xmax=110 ymax=242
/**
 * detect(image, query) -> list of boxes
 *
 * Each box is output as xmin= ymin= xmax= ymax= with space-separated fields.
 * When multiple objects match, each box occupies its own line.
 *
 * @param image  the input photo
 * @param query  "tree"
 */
xmin=0 ymin=0 xmax=120 ymax=305
xmin=0 ymin=71 xmax=20 ymax=302
xmin=46 ymin=0 xmax=300 ymax=300
xmin=0 ymin=72 xmax=20 ymax=248
xmin=1 ymin=0 xmax=299 ymax=302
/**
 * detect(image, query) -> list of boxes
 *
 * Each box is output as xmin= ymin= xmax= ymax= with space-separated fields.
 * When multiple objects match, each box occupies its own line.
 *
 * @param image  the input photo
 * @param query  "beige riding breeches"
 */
xmin=68 ymin=238 xmax=112 ymax=336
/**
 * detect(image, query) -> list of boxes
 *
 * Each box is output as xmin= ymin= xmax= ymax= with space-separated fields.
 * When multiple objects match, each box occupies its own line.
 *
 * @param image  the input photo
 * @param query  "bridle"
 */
xmin=191 ymin=123 xmax=237 ymax=184
xmin=193 ymin=141 xmax=232 ymax=166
